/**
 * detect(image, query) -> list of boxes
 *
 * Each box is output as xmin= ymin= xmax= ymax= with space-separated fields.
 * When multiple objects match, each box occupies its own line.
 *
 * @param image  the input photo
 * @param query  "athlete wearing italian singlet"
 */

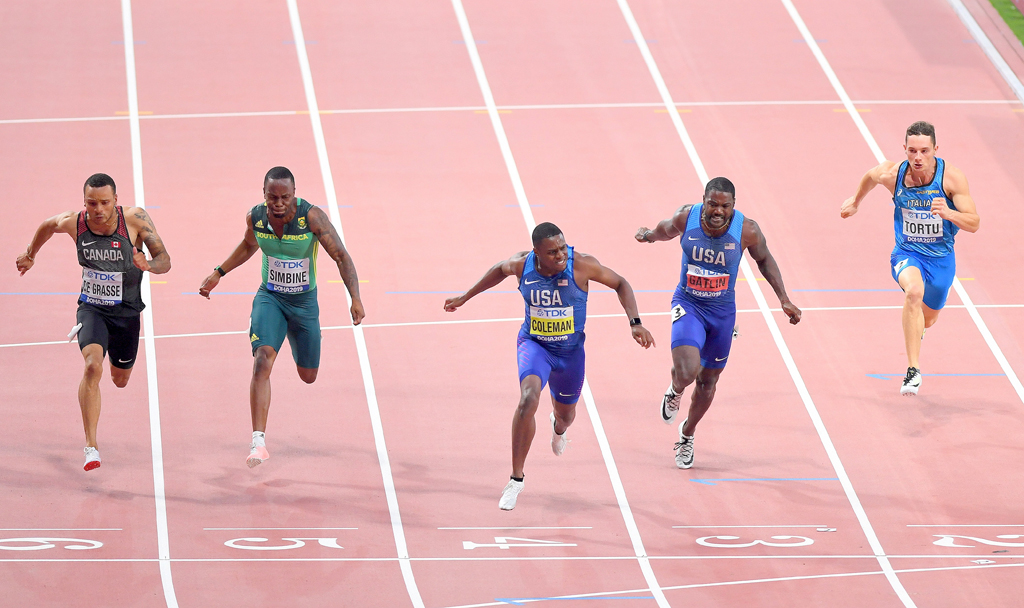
xmin=842 ymin=121 xmax=980 ymax=396
xmin=199 ymin=167 xmax=364 ymax=469
xmin=16 ymin=173 xmax=171 ymax=471
xmin=637 ymin=177 xmax=800 ymax=469
xmin=445 ymin=222 xmax=654 ymax=510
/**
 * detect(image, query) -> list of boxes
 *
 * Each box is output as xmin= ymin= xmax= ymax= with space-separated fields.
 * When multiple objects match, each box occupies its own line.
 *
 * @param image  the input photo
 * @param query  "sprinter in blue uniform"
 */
xmin=842 ymin=121 xmax=980 ymax=396
xmin=445 ymin=222 xmax=654 ymax=510
xmin=637 ymin=177 xmax=801 ymax=469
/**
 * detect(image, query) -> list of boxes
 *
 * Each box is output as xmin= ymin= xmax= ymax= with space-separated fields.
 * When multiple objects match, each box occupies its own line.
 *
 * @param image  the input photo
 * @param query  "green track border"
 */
xmin=989 ymin=0 xmax=1024 ymax=46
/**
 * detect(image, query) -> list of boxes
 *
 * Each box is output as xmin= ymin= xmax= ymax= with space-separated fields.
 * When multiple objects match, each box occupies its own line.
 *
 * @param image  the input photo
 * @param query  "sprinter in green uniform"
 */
xmin=199 ymin=167 xmax=364 ymax=468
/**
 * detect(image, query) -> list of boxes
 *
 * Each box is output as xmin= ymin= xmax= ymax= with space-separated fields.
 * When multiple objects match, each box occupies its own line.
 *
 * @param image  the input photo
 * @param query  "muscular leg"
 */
xmin=250 ymin=345 xmax=279 ymax=433
xmin=297 ymin=366 xmax=318 ymax=384
xmin=680 ymin=366 xmax=725 ymax=436
xmin=511 ymin=375 xmax=543 ymax=479
xmin=110 ymin=363 xmax=133 ymax=389
xmin=79 ymin=344 xmax=105 ymax=448
xmin=551 ymin=397 xmax=576 ymax=435
xmin=670 ymin=344 xmax=702 ymax=393
xmin=898 ymin=267 xmax=927 ymax=369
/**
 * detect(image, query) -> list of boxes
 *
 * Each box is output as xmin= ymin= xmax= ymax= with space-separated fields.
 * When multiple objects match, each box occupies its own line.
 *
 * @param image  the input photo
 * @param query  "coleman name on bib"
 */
xmin=686 ymin=264 xmax=729 ymax=297
xmin=530 ymin=305 xmax=574 ymax=339
xmin=80 ymin=269 xmax=123 ymax=306
xmin=267 ymin=256 xmax=310 ymax=293
xmin=902 ymin=206 xmax=943 ymax=243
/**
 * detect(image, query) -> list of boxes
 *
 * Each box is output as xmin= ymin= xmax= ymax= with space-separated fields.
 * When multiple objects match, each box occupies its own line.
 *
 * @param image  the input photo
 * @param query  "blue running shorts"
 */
xmin=890 ymin=249 xmax=956 ymax=310
xmin=669 ymin=296 xmax=736 ymax=370
xmin=516 ymin=334 xmax=586 ymax=405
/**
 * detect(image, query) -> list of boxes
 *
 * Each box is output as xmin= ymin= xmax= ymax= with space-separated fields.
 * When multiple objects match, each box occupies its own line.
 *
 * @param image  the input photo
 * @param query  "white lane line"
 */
xmin=2 ymin=98 xmax=1019 ymax=126
xmin=438 ymin=527 xmax=593 ymax=530
xmin=284 ymin=2 xmax=423 ymax=606
xmin=671 ymin=525 xmax=828 ymax=529
xmin=203 ymin=527 xmax=358 ymax=531
xmin=0 ymin=528 xmax=122 ymax=531
xmin=120 ymin=2 xmax=178 ymax=607
xmin=3 ymin=554 xmax=1023 ymax=563
xmin=782 ymin=0 xmax=1024 ymax=408
xmin=4 ymin=303 xmax=1023 ymax=349
xmin=617 ymin=0 xmax=915 ymax=605
xmin=945 ymin=0 xmax=1024 ymax=103
xmin=907 ymin=524 xmax=1024 ymax=527
xmin=450 ymin=2 xmax=670 ymax=606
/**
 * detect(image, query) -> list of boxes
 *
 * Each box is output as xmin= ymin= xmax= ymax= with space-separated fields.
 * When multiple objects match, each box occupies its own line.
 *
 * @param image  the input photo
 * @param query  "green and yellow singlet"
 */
xmin=251 ymin=198 xmax=319 ymax=294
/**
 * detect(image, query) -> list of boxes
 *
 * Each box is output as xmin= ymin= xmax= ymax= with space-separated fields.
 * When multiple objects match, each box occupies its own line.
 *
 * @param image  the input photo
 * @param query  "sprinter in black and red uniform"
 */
xmin=16 ymin=173 xmax=171 ymax=471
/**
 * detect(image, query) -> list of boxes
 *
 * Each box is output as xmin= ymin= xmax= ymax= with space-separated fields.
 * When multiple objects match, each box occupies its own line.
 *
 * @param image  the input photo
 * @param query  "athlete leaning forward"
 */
xmin=841 ymin=121 xmax=980 ymax=396
xmin=199 ymin=167 xmax=364 ymax=468
xmin=636 ymin=177 xmax=800 ymax=469
xmin=16 ymin=173 xmax=171 ymax=471
xmin=445 ymin=222 xmax=655 ymax=510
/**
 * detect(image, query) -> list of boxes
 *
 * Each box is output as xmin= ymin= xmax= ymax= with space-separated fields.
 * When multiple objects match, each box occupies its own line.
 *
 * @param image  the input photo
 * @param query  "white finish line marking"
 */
xmin=462 ymin=537 xmax=578 ymax=550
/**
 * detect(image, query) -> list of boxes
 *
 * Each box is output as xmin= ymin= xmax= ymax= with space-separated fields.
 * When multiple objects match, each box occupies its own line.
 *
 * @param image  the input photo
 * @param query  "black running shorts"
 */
xmin=76 ymin=305 xmax=142 ymax=369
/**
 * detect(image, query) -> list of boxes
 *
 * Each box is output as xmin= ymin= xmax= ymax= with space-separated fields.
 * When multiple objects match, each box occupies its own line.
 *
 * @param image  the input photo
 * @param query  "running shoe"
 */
xmin=246 ymin=443 xmax=270 ymax=468
xmin=83 ymin=447 xmax=101 ymax=471
xmin=901 ymin=367 xmax=922 ymax=396
xmin=499 ymin=478 xmax=525 ymax=511
xmin=660 ymin=385 xmax=682 ymax=424
xmin=674 ymin=420 xmax=694 ymax=469
xmin=550 ymin=412 xmax=567 ymax=456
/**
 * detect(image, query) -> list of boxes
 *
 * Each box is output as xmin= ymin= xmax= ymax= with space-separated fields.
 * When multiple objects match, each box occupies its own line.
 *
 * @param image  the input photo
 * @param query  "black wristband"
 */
xmin=629 ymin=317 xmax=642 ymax=327
xmin=215 ymin=265 xmax=226 ymax=277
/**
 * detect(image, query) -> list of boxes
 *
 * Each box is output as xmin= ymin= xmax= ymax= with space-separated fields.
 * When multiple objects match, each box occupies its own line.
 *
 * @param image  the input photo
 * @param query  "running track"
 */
xmin=1 ymin=0 xmax=1023 ymax=606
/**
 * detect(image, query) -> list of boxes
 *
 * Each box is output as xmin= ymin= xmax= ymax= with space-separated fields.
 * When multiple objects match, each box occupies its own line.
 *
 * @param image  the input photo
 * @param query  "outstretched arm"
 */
xmin=576 ymin=253 xmax=655 ymax=348
xmin=127 ymin=207 xmax=171 ymax=274
xmin=307 ymin=206 xmax=364 ymax=325
xmin=444 ymin=252 xmax=527 ymax=312
xmin=635 ymin=205 xmax=691 ymax=243
xmin=841 ymin=161 xmax=898 ymax=218
xmin=16 ymin=211 xmax=76 ymax=275
xmin=743 ymin=219 xmax=801 ymax=325
xmin=199 ymin=211 xmax=260 ymax=299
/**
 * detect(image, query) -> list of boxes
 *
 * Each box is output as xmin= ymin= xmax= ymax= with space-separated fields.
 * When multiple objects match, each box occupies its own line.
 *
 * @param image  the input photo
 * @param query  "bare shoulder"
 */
xmin=572 ymin=250 xmax=607 ymax=281
xmin=125 ymin=206 xmax=156 ymax=228
xmin=942 ymin=162 xmax=970 ymax=194
xmin=504 ymin=250 xmax=530 ymax=277
xmin=53 ymin=210 xmax=79 ymax=235
xmin=876 ymin=161 xmax=901 ymax=188
xmin=740 ymin=216 xmax=764 ymax=248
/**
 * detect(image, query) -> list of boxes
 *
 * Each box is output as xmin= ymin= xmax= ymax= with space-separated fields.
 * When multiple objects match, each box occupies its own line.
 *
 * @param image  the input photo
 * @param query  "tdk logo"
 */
xmin=274 ymin=260 xmax=306 ymax=269
xmin=86 ymin=271 xmax=118 ymax=281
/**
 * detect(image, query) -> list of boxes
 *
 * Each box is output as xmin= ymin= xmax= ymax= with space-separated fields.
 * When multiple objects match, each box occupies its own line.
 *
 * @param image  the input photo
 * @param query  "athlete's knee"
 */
xmin=694 ymin=369 xmax=722 ymax=393
xmin=82 ymin=359 xmax=104 ymax=383
xmin=111 ymin=372 xmax=131 ymax=389
xmin=252 ymin=347 xmax=277 ymax=378
xmin=672 ymin=359 xmax=699 ymax=386
xmin=903 ymin=284 xmax=925 ymax=306
xmin=516 ymin=389 xmax=541 ymax=417
xmin=298 ymin=367 xmax=318 ymax=384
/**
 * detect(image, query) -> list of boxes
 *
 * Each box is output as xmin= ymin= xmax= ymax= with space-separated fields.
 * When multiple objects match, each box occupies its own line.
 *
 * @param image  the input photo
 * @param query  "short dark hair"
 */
xmin=83 ymin=173 xmax=116 ymax=195
xmin=264 ymin=166 xmax=295 ymax=188
xmin=906 ymin=121 xmax=936 ymax=146
xmin=532 ymin=222 xmax=563 ymax=248
xmin=704 ymin=176 xmax=735 ymax=199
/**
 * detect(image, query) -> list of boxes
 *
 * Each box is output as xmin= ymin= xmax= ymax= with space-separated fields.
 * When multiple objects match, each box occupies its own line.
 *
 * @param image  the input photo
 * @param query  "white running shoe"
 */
xmin=660 ymin=385 xmax=682 ymax=424
xmin=83 ymin=447 xmax=101 ymax=471
xmin=901 ymin=367 xmax=922 ymax=396
xmin=550 ymin=412 xmax=567 ymax=456
xmin=674 ymin=420 xmax=694 ymax=469
xmin=247 ymin=443 xmax=270 ymax=468
xmin=499 ymin=478 xmax=525 ymax=510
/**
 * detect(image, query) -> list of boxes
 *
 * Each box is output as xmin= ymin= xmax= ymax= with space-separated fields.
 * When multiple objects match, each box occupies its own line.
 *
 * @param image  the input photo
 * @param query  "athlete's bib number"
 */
xmin=902 ymin=205 xmax=943 ymax=243
xmin=80 ymin=269 xmax=123 ymax=306
xmin=529 ymin=305 xmax=574 ymax=339
xmin=686 ymin=264 xmax=729 ymax=298
xmin=267 ymin=256 xmax=310 ymax=293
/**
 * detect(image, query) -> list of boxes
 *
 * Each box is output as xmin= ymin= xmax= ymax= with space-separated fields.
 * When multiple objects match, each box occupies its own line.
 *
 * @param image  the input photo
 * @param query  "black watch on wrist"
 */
xmin=629 ymin=317 xmax=642 ymax=327
xmin=215 ymin=265 xmax=226 ymax=277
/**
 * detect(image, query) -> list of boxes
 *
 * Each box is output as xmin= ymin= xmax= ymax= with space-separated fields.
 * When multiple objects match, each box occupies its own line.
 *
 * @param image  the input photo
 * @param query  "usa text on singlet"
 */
xmin=76 ymin=207 xmax=144 ymax=315
xmin=251 ymin=198 xmax=319 ymax=294
xmin=892 ymin=158 xmax=958 ymax=258
xmin=518 ymin=247 xmax=587 ymax=354
xmin=675 ymin=203 xmax=745 ymax=305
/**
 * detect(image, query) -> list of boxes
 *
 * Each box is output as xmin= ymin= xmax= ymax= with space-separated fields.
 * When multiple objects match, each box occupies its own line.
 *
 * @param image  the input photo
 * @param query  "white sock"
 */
xmin=252 ymin=431 xmax=266 ymax=446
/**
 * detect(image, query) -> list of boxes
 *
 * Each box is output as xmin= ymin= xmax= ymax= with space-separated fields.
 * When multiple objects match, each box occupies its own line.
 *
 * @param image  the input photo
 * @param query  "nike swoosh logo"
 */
xmin=82 ymin=241 xmax=96 ymax=246
xmin=558 ymin=393 xmax=575 ymax=397
xmin=524 ymin=279 xmax=541 ymax=285
xmin=118 ymin=359 xmax=133 ymax=364
xmin=715 ymin=357 xmax=727 ymax=362
xmin=687 ymin=236 xmax=700 ymax=241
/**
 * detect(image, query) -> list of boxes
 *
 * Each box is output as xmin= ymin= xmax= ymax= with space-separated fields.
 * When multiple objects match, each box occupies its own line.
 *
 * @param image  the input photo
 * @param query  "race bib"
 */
xmin=529 ymin=305 xmax=574 ymax=337
xmin=671 ymin=304 xmax=686 ymax=322
xmin=267 ymin=256 xmax=311 ymax=293
xmin=80 ymin=268 xmax=123 ymax=306
xmin=685 ymin=264 xmax=729 ymax=298
xmin=902 ymin=204 xmax=943 ymax=243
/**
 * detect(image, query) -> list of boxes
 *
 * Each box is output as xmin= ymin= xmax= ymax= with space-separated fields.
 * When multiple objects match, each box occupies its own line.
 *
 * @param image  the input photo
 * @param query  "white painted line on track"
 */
xmin=907 ymin=524 xmax=1024 ymax=527
xmin=4 ymin=554 xmax=1023 ymax=563
xmin=450 ymin=1 xmax=670 ymax=606
xmin=617 ymin=0 xmax=915 ymax=605
xmin=203 ymin=527 xmax=358 ymax=531
xmin=672 ymin=525 xmax=828 ymax=529
xmin=438 ymin=527 xmax=593 ymax=530
xmin=120 ymin=2 xmax=178 ymax=607
xmin=284 ymin=2 xmax=423 ymax=606
xmin=780 ymin=0 xmax=1024 ymax=402
xmin=0 ymin=528 xmax=122 ymax=531
xmin=4 ymin=303 xmax=1023 ymax=349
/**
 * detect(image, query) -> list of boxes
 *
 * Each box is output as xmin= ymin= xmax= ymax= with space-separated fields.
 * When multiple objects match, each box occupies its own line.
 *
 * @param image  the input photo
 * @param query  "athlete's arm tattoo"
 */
xmin=131 ymin=208 xmax=172 ymax=274
xmin=308 ymin=207 xmax=361 ymax=302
